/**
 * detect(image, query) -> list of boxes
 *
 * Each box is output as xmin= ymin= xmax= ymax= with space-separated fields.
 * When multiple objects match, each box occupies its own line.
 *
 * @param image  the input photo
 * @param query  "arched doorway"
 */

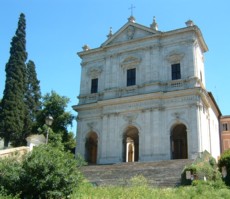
xmin=123 ymin=126 xmax=139 ymax=162
xmin=85 ymin=132 xmax=98 ymax=164
xmin=171 ymin=124 xmax=188 ymax=159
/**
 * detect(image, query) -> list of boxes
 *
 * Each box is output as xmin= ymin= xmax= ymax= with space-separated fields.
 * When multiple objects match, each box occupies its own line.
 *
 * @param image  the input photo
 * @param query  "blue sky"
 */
xmin=1 ymin=0 xmax=230 ymax=134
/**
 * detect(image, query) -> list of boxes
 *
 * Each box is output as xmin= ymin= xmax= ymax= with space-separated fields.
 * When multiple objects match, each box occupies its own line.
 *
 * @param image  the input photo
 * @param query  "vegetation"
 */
xmin=0 ymin=17 xmax=74 ymax=150
xmin=1 ymin=174 xmax=229 ymax=199
xmin=219 ymin=149 xmax=230 ymax=186
xmin=181 ymin=150 xmax=222 ymax=185
xmin=0 ymin=145 xmax=84 ymax=198
xmin=0 ymin=150 xmax=229 ymax=198
xmin=71 ymin=176 xmax=230 ymax=199
xmin=24 ymin=60 xmax=42 ymax=139
xmin=0 ymin=13 xmax=41 ymax=147
xmin=36 ymin=91 xmax=76 ymax=151
xmin=0 ymin=13 xmax=28 ymax=147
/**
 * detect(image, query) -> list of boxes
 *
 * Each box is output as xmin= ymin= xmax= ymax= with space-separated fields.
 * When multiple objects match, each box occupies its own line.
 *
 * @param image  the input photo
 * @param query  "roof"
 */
xmin=78 ymin=18 xmax=208 ymax=58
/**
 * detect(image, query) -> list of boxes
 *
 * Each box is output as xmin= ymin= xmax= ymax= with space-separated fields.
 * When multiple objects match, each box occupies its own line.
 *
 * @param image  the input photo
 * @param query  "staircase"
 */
xmin=81 ymin=159 xmax=193 ymax=187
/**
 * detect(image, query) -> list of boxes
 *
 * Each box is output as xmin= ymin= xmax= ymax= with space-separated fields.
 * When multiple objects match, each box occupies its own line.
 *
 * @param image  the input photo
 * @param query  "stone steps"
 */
xmin=81 ymin=159 xmax=193 ymax=187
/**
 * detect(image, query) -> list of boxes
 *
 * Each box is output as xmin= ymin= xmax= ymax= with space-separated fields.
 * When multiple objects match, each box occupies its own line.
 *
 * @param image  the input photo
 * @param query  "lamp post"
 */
xmin=45 ymin=115 xmax=54 ymax=144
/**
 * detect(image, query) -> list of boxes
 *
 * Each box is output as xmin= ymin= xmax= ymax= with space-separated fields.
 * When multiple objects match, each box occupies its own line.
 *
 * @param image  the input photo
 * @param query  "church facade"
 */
xmin=73 ymin=16 xmax=221 ymax=164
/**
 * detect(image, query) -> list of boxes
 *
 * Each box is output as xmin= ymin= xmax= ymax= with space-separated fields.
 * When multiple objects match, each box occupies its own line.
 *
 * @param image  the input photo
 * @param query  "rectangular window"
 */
xmin=223 ymin=123 xmax=228 ymax=131
xmin=91 ymin=78 xmax=98 ymax=93
xmin=171 ymin=63 xmax=181 ymax=80
xmin=127 ymin=68 xmax=136 ymax=86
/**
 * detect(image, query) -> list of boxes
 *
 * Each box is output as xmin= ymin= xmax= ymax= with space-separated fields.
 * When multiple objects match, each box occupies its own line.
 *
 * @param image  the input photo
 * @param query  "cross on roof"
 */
xmin=129 ymin=4 xmax=135 ymax=16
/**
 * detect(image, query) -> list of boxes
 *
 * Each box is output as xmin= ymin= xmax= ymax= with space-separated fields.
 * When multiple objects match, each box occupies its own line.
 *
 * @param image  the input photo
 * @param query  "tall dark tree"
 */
xmin=0 ymin=13 xmax=27 ymax=147
xmin=24 ymin=60 xmax=41 ymax=138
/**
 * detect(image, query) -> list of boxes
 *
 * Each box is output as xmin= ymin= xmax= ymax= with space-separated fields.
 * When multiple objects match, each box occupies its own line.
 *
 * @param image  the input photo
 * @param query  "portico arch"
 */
xmin=85 ymin=132 xmax=98 ymax=164
xmin=171 ymin=124 xmax=188 ymax=159
xmin=122 ymin=126 xmax=139 ymax=162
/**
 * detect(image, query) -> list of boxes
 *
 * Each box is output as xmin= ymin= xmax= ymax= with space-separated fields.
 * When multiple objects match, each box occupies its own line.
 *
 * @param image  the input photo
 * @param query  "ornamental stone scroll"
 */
xmin=87 ymin=66 xmax=103 ymax=78
xmin=166 ymin=52 xmax=185 ymax=64
xmin=120 ymin=56 xmax=141 ymax=69
xmin=126 ymin=25 xmax=135 ymax=40
xmin=123 ymin=113 xmax=138 ymax=124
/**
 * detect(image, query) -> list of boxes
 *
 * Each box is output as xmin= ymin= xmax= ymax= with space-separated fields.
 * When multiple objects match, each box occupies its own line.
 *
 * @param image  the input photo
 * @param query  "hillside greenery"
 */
xmin=72 ymin=177 xmax=229 ymax=199
xmin=0 ymin=145 xmax=84 ymax=198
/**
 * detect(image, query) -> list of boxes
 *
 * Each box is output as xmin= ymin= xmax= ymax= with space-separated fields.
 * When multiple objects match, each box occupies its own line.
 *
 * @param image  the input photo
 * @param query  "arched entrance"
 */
xmin=123 ymin=126 xmax=139 ymax=162
xmin=171 ymin=124 xmax=188 ymax=159
xmin=85 ymin=132 xmax=98 ymax=164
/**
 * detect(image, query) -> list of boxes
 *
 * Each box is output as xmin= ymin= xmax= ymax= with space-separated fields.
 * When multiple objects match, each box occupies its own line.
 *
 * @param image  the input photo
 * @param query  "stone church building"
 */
xmin=73 ymin=16 xmax=221 ymax=164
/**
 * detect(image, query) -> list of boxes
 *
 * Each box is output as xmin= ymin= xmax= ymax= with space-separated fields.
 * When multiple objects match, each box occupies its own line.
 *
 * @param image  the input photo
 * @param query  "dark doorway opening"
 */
xmin=85 ymin=132 xmax=98 ymax=164
xmin=171 ymin=124 xmax=188 ymax=159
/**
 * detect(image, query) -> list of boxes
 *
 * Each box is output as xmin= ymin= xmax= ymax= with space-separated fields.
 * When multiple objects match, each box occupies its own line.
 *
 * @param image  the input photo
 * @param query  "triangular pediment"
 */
xmin=101 ymin=22 xmax=160 ymax=47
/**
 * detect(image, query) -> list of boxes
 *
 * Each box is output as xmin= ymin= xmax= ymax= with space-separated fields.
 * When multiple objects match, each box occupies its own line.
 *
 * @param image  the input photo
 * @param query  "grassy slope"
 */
xmin=71 ymin=182 xmax=230 ymax=199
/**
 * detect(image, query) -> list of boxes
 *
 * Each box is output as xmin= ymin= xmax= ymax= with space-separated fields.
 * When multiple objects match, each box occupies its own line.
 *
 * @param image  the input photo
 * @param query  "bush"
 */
xmin=181 ymin=164 xmax=197 ymax=185
xmin=0 ymin=156 xmax=23 ymax=196
xmin=181 ymin=151 xmax=222 ymax=186
xmin=0 ymin=145 xmax=84 ymax=198
xmin=218 ymin=149 xmax=230 ymax=186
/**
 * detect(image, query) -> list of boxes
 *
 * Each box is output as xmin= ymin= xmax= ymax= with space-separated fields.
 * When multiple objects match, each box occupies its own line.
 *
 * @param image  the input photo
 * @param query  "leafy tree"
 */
xmin=0 ymin=99 xmax=3 ymax=137
xmin=218 ymin=149 xmax=230 ymax=186
xmin=24 ymin=60 xmax=41 ymax=137
xmin=36 ymin=91 xmax=76 ymax=151
xmin=0 ymin=145 xmax=84 ymax=198
xmin=1 ymin=13 xmax=27 ymax=147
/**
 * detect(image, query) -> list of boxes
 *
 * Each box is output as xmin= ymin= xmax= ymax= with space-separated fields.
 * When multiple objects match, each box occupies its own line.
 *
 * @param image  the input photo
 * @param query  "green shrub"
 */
xmin=181 ymin=164 xmax=197 ymax=185
xmin=181 ymin=151 xmax=222 ymax=186
xmin=0 ymin=156 xmax=23 ymax=196
xmin=192 ymin=179 xmax=226 ymax=189
xmin=0 ymin=145 xmax=85 ymax=198
xmin=218 ymin=149 xmax=230 ymax=186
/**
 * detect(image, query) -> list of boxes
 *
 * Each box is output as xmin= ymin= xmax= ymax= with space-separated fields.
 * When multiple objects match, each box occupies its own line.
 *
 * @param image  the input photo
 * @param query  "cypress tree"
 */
xmin=24 ymin=60 xmax=41 ymax=137
xmin=1 ymin=13 xmax=27 ymax=147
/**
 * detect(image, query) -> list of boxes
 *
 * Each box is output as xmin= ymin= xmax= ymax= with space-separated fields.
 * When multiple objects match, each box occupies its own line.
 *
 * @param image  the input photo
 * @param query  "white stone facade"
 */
xmin=73 ymin=17 xmax=221 ymax=164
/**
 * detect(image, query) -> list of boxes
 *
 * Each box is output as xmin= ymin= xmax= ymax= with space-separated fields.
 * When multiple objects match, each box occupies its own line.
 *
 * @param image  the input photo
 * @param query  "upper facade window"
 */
xmin=171 ymin=63 xmax=181 ymax=80
xmin=127 ymin=68 xmax=136 ymax=86
xmin=223 ymin=123 xmax=228 ymax=131
xmin=91 ymin=78 xmax=98 ymax=93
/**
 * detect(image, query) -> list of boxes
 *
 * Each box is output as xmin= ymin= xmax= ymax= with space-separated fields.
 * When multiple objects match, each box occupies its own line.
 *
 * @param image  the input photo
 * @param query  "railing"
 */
xmin=0 ymin=146 xmax=30 ymax=159
xmin=77 ymin=77 xmax=202 ymax=105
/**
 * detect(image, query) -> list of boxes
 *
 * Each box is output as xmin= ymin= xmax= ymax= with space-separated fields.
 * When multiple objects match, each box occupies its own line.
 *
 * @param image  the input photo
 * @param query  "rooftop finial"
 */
xmin=150 ymin=16 xmax=158 ymax=31
xmin=129 ymin=4 xmax=135 ymax=16
xmin=128 ymin=4 xmax=136 ymax=23
xmin=82 ymin=44 xmax=90 ymax=51
xmin=107 ymin=27 xmax=113 ymax=38
xmin=185 ymin=19 xmax=194 ymax=27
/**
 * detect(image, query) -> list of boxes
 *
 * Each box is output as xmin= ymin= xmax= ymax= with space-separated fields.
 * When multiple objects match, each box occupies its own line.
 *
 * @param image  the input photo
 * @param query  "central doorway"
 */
xmin=123 ymin=126 xmax=139 ymax=162
xmin=171 ymin=124 xmax=188 ymax=159
xmin=85 ymin=132 xmax=98 ymax=164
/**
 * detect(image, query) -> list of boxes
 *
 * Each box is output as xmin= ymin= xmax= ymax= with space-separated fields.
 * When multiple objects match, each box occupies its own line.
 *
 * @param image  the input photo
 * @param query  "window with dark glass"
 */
xmin=127 ymin=68 xmax=136 ymax=86
xmin=91 ymin=78 xmax=98 ymax=93
xmin=223 ymin=123 xmax=228 ymax=131
xmin=171 ymin=63 xmax=181 ymax=80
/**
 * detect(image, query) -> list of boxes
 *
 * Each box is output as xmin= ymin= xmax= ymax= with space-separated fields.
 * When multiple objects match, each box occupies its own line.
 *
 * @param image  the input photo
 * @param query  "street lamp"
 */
xmin=45 ymin=115 xmax=54 ymax=144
